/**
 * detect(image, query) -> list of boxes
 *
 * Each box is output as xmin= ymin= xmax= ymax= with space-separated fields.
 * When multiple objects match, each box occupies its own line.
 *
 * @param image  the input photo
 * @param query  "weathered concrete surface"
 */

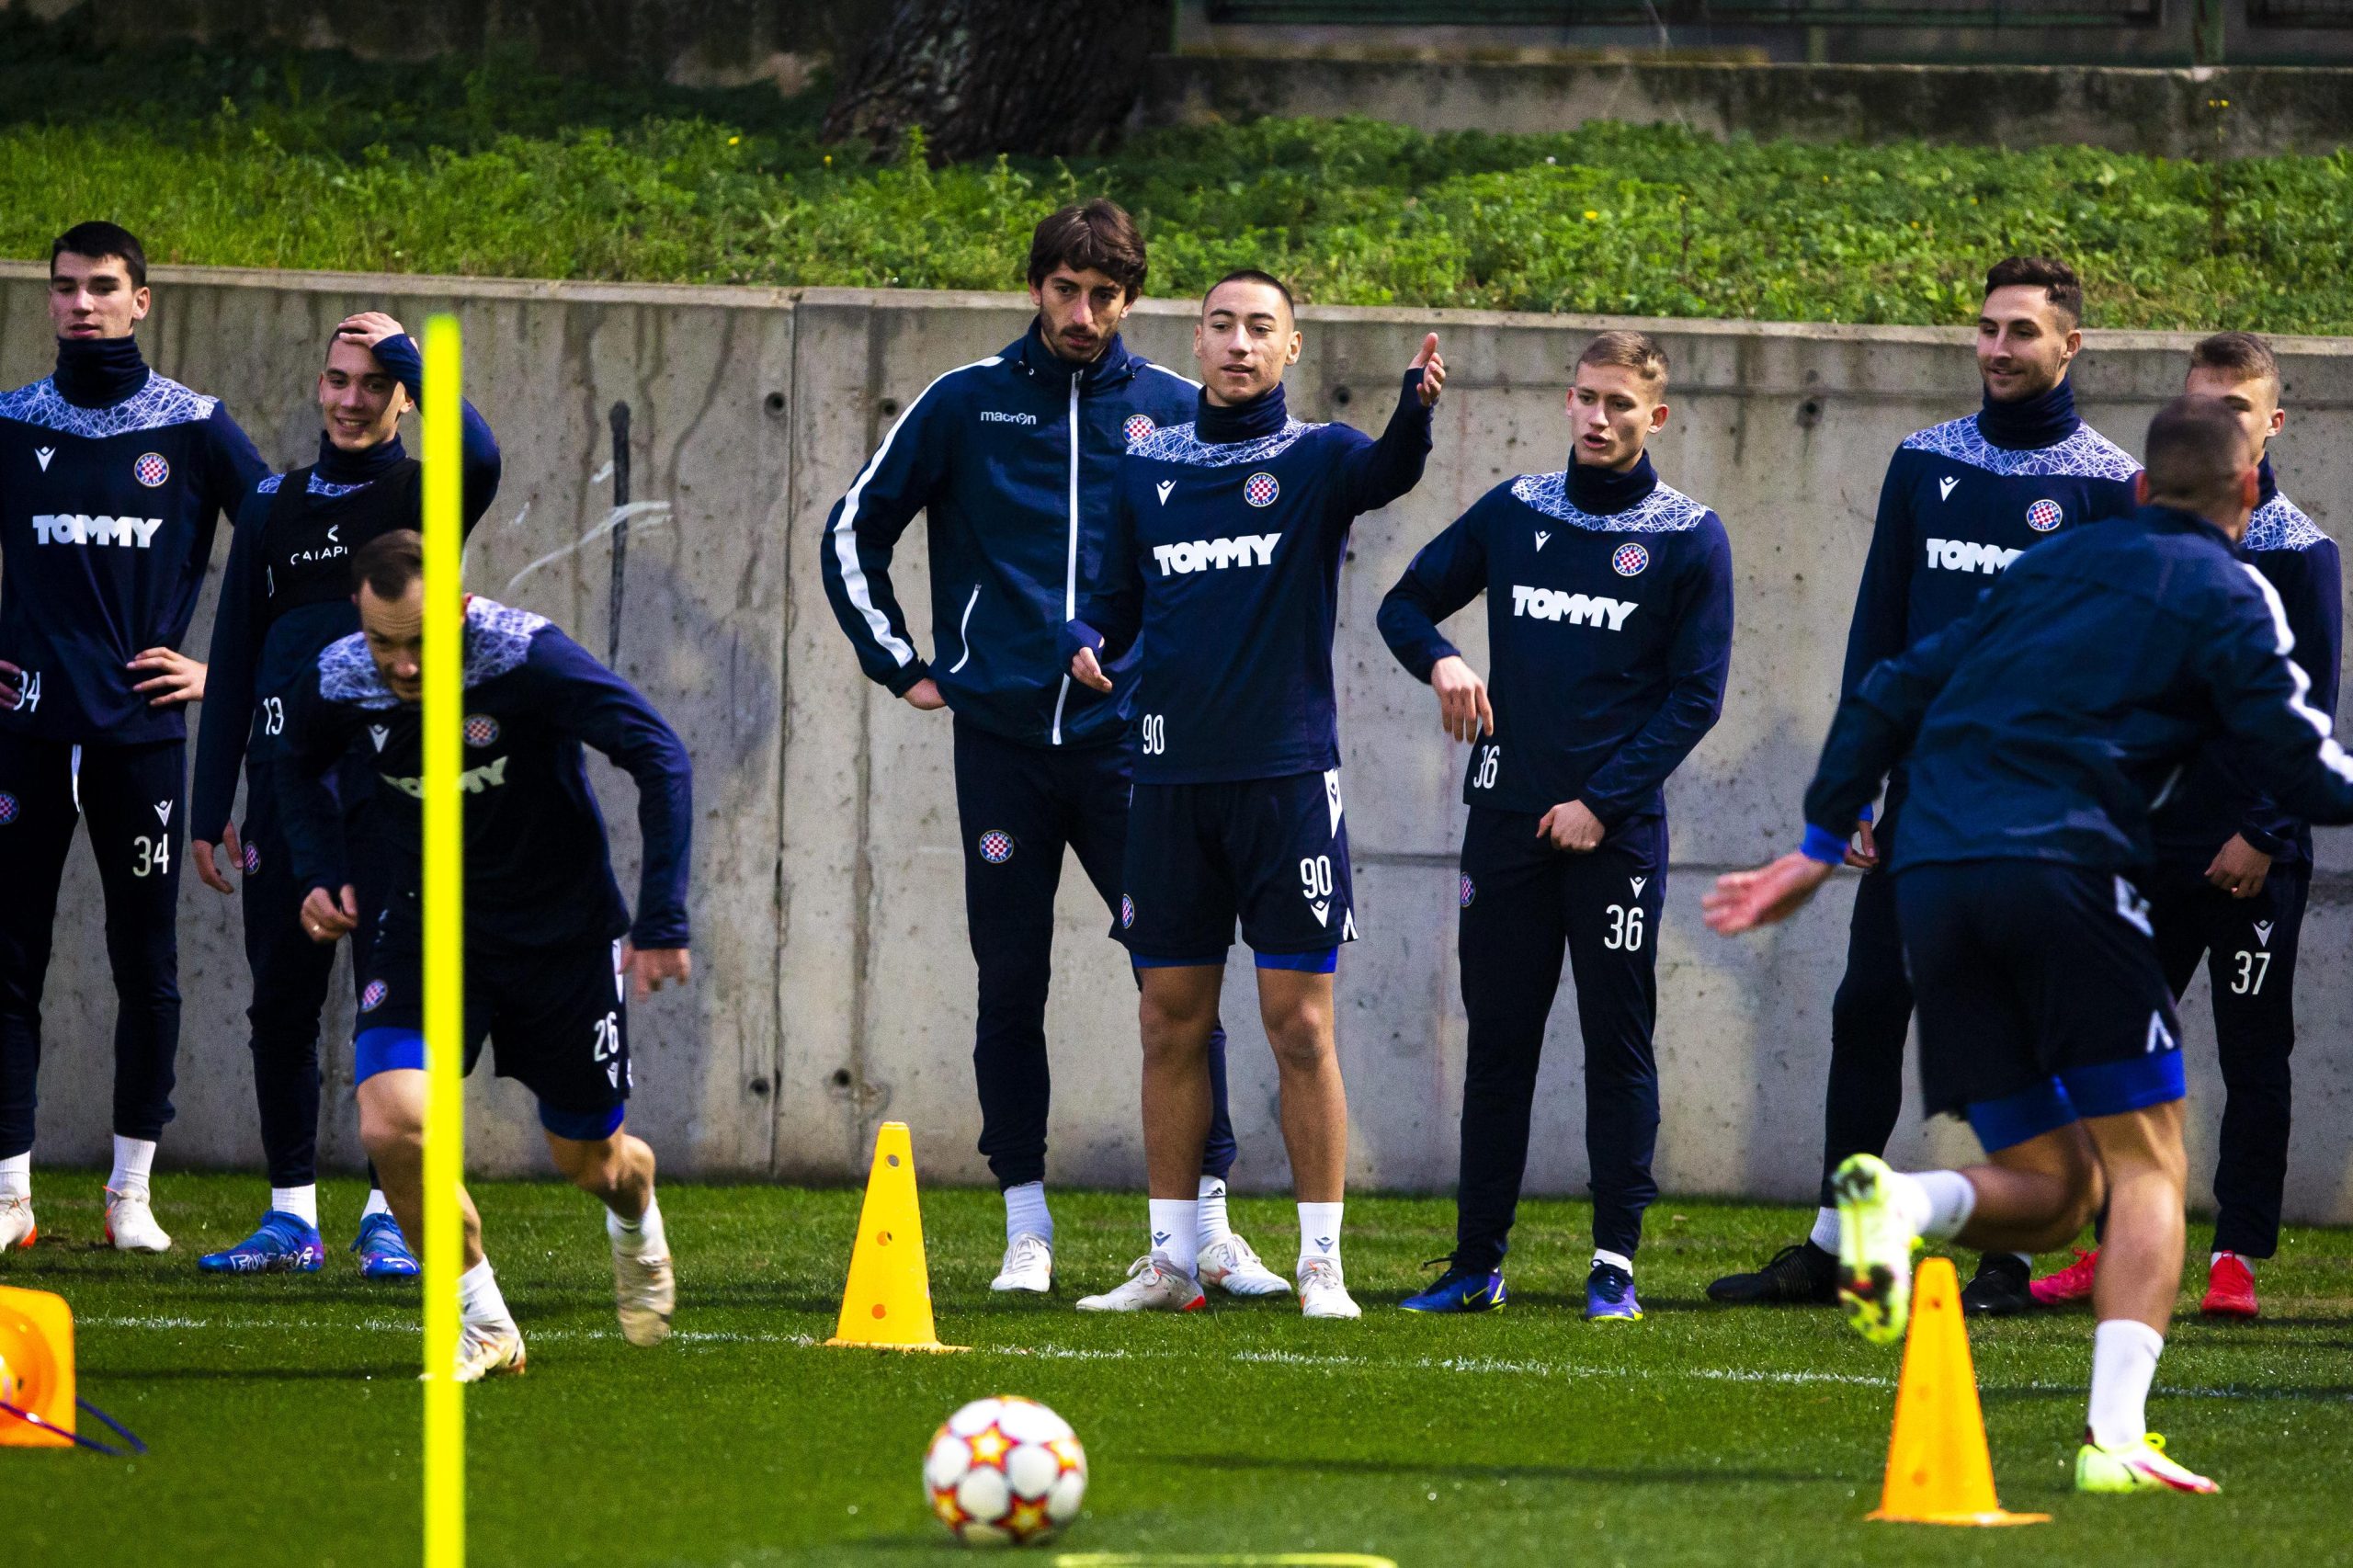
xmin=5 ymin=263 xmax=2352 ymax=1227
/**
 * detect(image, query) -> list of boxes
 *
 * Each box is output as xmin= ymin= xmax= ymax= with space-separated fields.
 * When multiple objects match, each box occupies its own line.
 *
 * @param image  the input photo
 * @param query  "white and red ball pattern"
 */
xmin=2027 ymin=498 xmax=2063 ymax=533
xmin=1123 ymin=414 xmax=1156 ymax=443
xmin=923 ymin=1395 xmax=1086 ymax=1548
xmin=1244 ymin=472 xmax=1279 ymax=508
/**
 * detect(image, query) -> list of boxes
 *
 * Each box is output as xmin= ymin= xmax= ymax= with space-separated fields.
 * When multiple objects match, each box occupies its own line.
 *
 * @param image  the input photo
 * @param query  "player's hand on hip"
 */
xmin=622 ymin=942 xmax=692 ymax=997
xmin=1538 ymin=800 xmax=1605 ymax=853
xmin=901 ymin=676 xmax=947 ymax=711
xmin=1428 ymin=655 xmax=1493 ymax=744
xmin=1412 ymin=333 xmax=1446 ymax=406
xmin=1070 ymin=646 xmax=1112 ymax=694
xmin=0 ymin=658 xmax=22 ymax=712
xmin=1703 ymin=853 xmax=1836 ymax=935
xmin=335 ymin=311 xmax=407 ymax=348
xmin=300 ymin=884 xmax=359 ymax=943
xmin=130 ymin=647 xmax=204 ymax=706
xmin=2205 ymin=833 xmax=2272 ymax=898
xmin=1845 ymin=815 xmax=1879 ymax=870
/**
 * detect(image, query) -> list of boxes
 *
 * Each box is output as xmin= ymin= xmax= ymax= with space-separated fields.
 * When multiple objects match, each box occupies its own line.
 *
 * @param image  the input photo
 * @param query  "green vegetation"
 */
xmin=3 ymin=23 xmax=2351 ymax=330
xmin=13 ymin=1174 xmax=2353 ymax=1567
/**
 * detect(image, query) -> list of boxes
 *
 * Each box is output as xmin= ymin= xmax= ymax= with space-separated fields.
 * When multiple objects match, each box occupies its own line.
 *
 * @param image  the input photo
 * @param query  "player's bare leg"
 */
xmin=1078 ymin=966 xmax=1219 ymax=1313
xmin=1256 ymin=968 xmax=1357 ymax=1318
xmin=358 ymin=1066 xmax=520 ymax=1381
xmin=546 ymin=1124 xmax=673 ymax=1346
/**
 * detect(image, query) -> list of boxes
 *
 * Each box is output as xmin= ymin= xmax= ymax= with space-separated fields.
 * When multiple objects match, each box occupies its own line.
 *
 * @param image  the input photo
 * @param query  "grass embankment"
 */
xmin=2 ymin=23 xmax=2350 ymax=331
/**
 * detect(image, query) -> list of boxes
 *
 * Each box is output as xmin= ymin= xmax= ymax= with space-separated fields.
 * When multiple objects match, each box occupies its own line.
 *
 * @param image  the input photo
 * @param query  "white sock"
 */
xmin=1147 ymin=1198 xmax=1199 ymax=1278
xmin=0 ymin=1153 xmax=28 ymax=1202
xmin=108 ymin=1135 xmax=157 ymax=1199
xmin=2088 ymin=1318 xmax=2165 ymax=1449
xmin=1196 ymin=1176 xmax=1233 ymax=1248
xmin=1593 ymin=1248 xmax=1633 ymax=1276
xmin=1003 ymin=1181 xmax=1051 ymax=1245
xmin=457 ymin=1257 xmax=513 ymax=1327
xmin=607 ymin=1194 xmax=667 ymax=1258
xmin=1886 ymin=1168 xmax=1975 ymax=1240
xmin=1809 ymin=1206 xmax=1840 ymax=1252
xmin=361 ymin=1188 xmax=392 ymax=1221
xmin=270 ymin=1185 xmax=319 ymax=1227
xmin=1299 ymin=1200 xmax=1344 ymax=1269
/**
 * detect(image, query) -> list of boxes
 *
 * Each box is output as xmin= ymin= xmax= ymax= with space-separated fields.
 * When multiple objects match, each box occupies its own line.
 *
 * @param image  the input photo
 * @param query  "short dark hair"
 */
xmin=51 ymin=222 xmax=148 ymax=290
xmin=2189 ymin=330 xmax=2280 ymax=391
xmin=1203 ymin=269 xmax=1294 ymax=316
xmin=352 ymin=529 xmax=425 ymax=601
xmin=1027 ymin=199 xmax=1148 ymax=301
xmin=2143 ymin=395 xmax=2254 ymax=516
xmin=1984 ymin=256 xmax=2083 ymax=328
xmin=1578 ymin=329 xmax=1669 ymax=392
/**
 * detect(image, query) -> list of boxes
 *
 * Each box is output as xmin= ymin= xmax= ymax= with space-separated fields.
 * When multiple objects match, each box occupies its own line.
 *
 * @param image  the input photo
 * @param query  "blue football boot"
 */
xmin=1586 ymin=1261 xmax=1643 ymax=1322
xmin=1401 ymin=1262 xmax=1508 ymax=1313
xmin=352 ymin=1210 xmax=422 ymax=1279
xmin=199 ymin=1210 xmax=325 ymax=1274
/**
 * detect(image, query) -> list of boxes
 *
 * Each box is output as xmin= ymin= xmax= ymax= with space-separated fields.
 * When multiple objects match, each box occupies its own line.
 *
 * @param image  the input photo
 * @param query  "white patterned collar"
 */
xmin=2245 ymin=491 xmax=2327 ymax=554
xmin=318 ymin=597 xmax=551 ymax=710
xmin=1127 ymin=418 xmax=1319 ymax=468
xmin=1900 ymin=415 xmax=2139 ymax=482
xmin=0 ymin=372 xmax=219 ymax=439
xmin=256 ymin=472 xmax=379 ymax=499
xmin=1507 ymin=472 xmax=1711 ymax=533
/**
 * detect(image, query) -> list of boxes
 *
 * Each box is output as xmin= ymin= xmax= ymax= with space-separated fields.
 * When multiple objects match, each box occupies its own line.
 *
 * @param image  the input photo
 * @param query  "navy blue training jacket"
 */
xmin=276 ymin=599 xmax=692 ymax=953
xmin=1072 ymin=373 xmax=1434 ymax=786
xmin=1802 ymin=504 xmax=2353 ymax=873
xmin=819 ymin=322 xmax=1199 ymax=749
xmin=1377 ymin=454 xmax=1734 ymax=826
xmin=0 ymin=336 xmax=267 ymax=744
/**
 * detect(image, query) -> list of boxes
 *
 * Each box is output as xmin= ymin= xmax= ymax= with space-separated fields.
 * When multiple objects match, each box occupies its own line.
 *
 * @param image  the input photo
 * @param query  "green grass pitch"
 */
xmin=6 ymin=1174 xmax=2350 ymax=1567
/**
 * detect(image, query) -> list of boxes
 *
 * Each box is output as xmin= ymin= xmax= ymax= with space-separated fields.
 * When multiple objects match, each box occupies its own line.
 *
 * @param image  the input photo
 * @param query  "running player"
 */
xmin=2031 ymin=332 xmax=2339 ymax=1320
xmin=278 ymin=531 xmax=691 ymax=1378
xmin=1705 ymin=395 xmax=2353 ymax=1494
xmin=188 ymin=312 xmax=502 ymax=1277
xmin=1707 ymin=256 xmax=2141 ymax=1315
xmin=1065 ymin=272 xmax=1444 ymax=1318
xmin=820 ymin=201 xmax=1282 ymax=1298
xmin=0 ymin=222 xmax=267 ymax=1253
xmin=1378 ymin=331 xmax=1733 ymax=1322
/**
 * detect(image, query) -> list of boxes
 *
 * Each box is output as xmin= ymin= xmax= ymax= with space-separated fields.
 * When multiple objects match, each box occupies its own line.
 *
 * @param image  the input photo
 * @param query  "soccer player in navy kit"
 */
xmin=1379 ymin=331 xmax=1733 ymax=1322
xmin=1707 ymin=396 xmax=2353 ymax=1494
xmin=821 ymin=202 xmax=1282 ymax=1299
xmin=187 ymin=311 xmax=501 ymax=1278
xmin=0 ymin=222 xmax=267 ymax=1255
xmin=2031 ymin=333 xmax=2339 ymax=1322
xmin=1707 ymin=256 xmax=2141 ymax=1316
xmin=1065 ymin=272 xmax=1445 ymax=1319
xmin=280 ymin=532 xmax=691 ymax=1379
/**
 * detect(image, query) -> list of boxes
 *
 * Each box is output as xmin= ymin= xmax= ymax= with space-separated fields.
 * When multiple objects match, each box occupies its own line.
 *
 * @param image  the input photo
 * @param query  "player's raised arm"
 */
xmin=1376 ymin=502 xmax=1493 ymax=743
xmin=1336 ymin=334 xmax=1440 ymax=517
xmin=356 ymin=315 xmax=504 ymax=528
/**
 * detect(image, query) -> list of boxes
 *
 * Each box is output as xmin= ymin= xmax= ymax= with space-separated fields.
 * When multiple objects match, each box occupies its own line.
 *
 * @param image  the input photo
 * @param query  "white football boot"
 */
xmin=0 ymin=1196 xmax=34 ymax=1250
xmin=990 ymin=1233 xmax=1055 ymax=1293
xmin=1074 ymin=1254 xmax=1206 ymax=1312
xmin=612 ymin=1239 xmax=676 ymax=1346
xmin=1199 ymin=1233 xmax=1290 ymax=1297
xmin=444 ymin=1321 xmax=528 ymax=1383
xmin=104 ymin=1187 xmax=172 ymax=1253
xmin=1297 ymin=1256 xmax=1362 ymax=1319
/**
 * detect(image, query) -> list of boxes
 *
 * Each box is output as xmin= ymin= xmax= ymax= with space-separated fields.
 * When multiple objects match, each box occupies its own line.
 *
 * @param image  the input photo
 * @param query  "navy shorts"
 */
xmin=1894 ymin=860 xmax=2185 ymax=1153
xmin=354 ymin=905 xmax=631 ymax=1141
xmin=1122 ymin=769 xmax=1357 ymax=969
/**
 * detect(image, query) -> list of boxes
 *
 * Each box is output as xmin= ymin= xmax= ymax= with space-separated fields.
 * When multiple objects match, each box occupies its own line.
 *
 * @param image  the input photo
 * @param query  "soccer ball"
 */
xmin=923 ymin=1395 xmax=1087 ymax=1547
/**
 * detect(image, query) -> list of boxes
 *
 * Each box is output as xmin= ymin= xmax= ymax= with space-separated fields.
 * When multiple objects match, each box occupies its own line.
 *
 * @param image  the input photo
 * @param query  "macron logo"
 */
xmin=978 ymin=410 xmax=1037 ymax=426
xmin=31 ymin=514 xmax=164 ymax=549
xmin=1925 ymin=538 xmax=2020 ymax=575
xmin=34 ymin=448 xmax=55 ymax=472
xmin=1511 ymin=585 xmax=1637 ymax=630
xmin=1153 ymin=533 xmax=1279 ymax=575
xmin=1156 ymin=480 xmax=1176 ymax=506
xmin=1938 ymin=476 xmax=1960 ymax=502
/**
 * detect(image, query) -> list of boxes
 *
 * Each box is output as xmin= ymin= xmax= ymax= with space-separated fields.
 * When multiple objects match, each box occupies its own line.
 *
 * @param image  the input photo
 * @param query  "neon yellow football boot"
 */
xmin=2075 ymin=1432 xmax=2218 ymax=1494
xmin=1831 ymin=1153 xmax=1919 ymax=1346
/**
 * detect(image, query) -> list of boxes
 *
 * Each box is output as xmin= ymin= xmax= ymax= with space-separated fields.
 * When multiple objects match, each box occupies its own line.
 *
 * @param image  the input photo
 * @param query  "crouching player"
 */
xmin=279 ymin=531 xmax=692 ymax=1379
xmin=1705 ymin=397 xmax=2353 ymax=1494
xmin=1065 ymin=271 xmax=1442 ymax=1318
xmin=1378 ymin=331 xmax=1732 ymax=1320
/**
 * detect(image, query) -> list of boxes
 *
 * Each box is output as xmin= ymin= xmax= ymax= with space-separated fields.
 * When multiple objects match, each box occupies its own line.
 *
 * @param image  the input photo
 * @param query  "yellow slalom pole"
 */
xmin=419 ymin=314 xmax=467 ymax=1568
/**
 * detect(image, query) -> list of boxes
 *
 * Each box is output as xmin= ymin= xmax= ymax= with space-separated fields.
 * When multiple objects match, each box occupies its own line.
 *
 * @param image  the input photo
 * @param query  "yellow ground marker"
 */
xmin=824 ymin=1121 xmax=965 ymax=1352
xmin=1868 ymin=1256 xmax=2048 ymax=1526
xmin=421 ymin=314 xmax=468 ymax=1566
xmin=0 ymin=1285 xmax=76 ymax=1449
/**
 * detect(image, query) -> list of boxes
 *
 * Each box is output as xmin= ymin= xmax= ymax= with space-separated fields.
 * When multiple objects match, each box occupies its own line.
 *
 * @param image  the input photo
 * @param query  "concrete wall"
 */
xmin=6 ymin=262 xmax=2353 ymax=1224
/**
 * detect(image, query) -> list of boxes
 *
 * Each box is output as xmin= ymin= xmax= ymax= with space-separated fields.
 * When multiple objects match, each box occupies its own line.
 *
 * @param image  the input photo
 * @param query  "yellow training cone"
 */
xmin=824 ymin=1121 xmax=966 ymax=1353
xmin=1868 ymin=1256 xmax=2047 ymax=1525
xmin=0 ymin=1285 xmax=76 ymax=1449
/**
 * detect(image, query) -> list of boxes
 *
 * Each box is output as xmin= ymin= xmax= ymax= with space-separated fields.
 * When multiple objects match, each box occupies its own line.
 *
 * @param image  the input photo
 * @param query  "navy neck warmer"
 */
xmin=1568 ymin=448 xmax=1660 ymax=515
xmin=53 ymin=335 xmax=150 ymax=409
xmin=2257 ymin=453 xmax=2279 ymax=509
xmin=314 ymin=428 xmax=409 ymax=487
xmin=1977 ymin=375 xmax=2080 ymax=451
xmin=1198 ymin=381 xmax=1288 ymax=445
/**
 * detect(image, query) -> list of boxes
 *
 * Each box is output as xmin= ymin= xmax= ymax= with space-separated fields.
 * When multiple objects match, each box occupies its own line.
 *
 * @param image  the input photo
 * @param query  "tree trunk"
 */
xmin=821 ymin=0 xmax=1158 ymax=164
